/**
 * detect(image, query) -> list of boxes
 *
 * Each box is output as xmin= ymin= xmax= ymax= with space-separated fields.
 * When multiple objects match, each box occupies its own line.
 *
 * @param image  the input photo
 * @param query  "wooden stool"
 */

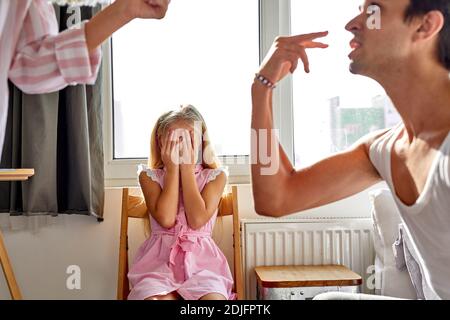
xmin=255 ymin=265 xmax=362 ymax=300
xmin=0 ymin=168 xmax=34 ymax=300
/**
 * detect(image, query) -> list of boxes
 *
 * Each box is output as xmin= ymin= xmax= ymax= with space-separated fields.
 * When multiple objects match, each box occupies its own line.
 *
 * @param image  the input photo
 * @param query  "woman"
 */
xmin=0 ymin=0 xmax=171 ymax=157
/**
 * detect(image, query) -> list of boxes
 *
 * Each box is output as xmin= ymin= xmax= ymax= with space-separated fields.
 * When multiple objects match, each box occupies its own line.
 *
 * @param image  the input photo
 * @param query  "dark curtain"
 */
xmin=0 ymin=5 xmax=104 ymax=220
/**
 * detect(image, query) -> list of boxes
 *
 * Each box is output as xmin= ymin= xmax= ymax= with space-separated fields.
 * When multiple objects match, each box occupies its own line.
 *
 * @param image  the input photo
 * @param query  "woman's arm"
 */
xmin=85 ymin=0 xmax=171 ymax=51
xmin=8 ymin=0 xmax=170 ymax=94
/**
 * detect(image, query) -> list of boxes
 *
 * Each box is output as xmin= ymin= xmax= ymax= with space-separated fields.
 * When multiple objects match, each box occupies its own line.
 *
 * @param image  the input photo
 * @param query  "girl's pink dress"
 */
xmin=127 ymin=164 xmax=236 ymax=300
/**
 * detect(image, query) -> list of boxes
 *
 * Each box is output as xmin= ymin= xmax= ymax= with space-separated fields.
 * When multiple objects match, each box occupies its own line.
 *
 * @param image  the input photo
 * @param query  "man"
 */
xmin=251 ymin=0 xmax=450 ymax=299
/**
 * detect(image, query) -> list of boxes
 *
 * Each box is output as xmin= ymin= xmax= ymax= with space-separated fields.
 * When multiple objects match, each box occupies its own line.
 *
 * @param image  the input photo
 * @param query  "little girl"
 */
xmin=128 ymin=105 xmax=235 ymax=300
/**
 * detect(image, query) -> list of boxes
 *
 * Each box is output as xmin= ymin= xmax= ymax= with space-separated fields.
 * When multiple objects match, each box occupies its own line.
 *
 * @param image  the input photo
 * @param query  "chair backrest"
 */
xmin=117 ymin=186 xmax=244 ymax=300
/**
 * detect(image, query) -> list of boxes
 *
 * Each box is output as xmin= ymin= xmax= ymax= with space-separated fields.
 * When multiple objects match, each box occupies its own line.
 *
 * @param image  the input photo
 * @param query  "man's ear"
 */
xmin=413 ymin=10 xmax=445 ymax=42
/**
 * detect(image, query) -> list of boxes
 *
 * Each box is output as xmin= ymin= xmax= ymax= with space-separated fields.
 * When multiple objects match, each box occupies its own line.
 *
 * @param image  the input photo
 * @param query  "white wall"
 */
xmin=0 ymin=188 xmax=122 ymax=300
xmin=0 ymin=183 xmax=383 ymax=299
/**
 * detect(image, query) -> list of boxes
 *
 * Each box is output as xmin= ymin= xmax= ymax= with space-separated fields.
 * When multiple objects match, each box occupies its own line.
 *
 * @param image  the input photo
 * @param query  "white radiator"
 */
xmin=241 ymin=218 xmax=375 ymax=299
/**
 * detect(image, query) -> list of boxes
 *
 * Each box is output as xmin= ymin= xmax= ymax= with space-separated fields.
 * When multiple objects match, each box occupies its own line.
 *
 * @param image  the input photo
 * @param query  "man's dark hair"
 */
xmin=405 ymin=0 xmax=450 ymax=71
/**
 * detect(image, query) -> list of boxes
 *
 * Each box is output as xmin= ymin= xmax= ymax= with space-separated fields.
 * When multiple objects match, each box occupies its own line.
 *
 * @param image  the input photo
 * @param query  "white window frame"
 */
xmin=103 ymin=0 xmax=294 ymax=187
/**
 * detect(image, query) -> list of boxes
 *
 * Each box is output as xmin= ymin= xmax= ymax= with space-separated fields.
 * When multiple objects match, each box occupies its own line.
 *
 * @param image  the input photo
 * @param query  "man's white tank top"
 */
xmin=369 ymin=124 xmax=450 ymax=299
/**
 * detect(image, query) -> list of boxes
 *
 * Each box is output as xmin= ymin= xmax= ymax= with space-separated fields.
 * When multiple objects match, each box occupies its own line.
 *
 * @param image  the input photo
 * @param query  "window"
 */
xmin=112 ymin=0 xmax=260 ymax=161
xmin=290 ymin=0 xmax=400 ymax=168
xmin=105 ymin=0 xmax=401 ymax=184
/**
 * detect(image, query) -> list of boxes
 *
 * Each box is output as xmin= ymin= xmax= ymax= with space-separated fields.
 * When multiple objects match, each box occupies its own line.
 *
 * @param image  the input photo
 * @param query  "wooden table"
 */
xmin=255 ymin=265 xmax=362 ymax=300
xmin=0 ymin=169 xmax=34 ymax=300
xmin=0 ymin=169 xmax=35 ymax=181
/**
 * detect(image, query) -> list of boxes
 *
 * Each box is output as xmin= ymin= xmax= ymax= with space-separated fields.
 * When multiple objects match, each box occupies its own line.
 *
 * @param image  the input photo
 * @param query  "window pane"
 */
xmin=291 ymin=0 xmax=401 ymax=168
xmin=112 ymin=0 xmax=259 ymax=159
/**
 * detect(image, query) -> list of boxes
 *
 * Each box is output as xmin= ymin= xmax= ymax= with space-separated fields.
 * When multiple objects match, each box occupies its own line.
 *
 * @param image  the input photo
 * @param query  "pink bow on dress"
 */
xmin=168 ymin=223 xmax=199 ymax=266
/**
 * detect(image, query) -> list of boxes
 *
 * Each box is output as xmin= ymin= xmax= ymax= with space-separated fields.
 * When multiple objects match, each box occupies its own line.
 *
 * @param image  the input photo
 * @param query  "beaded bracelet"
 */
xmin=254 ymin=73 xmax=277 ymax=89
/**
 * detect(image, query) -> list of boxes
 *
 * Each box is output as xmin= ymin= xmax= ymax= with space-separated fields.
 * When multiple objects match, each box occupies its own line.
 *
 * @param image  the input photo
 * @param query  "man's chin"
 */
xmin=349 ymin=65 xmax=359 ymax=75
xmin=349 ymin=61 xmax=364 ymax=75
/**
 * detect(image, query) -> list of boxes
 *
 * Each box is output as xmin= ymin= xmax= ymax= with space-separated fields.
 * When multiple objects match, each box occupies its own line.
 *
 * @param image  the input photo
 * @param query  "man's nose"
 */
xmin=345 ymin=14 xmax=363 ymax=34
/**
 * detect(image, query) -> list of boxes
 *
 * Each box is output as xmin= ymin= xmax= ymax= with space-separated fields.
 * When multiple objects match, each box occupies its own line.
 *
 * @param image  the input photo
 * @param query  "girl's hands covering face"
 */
xmin=179 ymin=129 xmax=198 ymax=172
xmin=161 ymin=131 xmax=179 ymax=171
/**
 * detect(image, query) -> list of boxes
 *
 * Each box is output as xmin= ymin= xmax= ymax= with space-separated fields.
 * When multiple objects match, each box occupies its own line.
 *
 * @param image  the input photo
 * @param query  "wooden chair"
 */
xmin=117 ymin=185 xmax=244 ymax=300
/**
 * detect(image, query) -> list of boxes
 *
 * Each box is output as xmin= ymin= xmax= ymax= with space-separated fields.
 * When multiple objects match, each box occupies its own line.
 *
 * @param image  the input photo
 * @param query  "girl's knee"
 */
xmin=200 ymin=293 xmax=227 ymax=300
xmin=145 ymin=292 xmax=181 ymax=300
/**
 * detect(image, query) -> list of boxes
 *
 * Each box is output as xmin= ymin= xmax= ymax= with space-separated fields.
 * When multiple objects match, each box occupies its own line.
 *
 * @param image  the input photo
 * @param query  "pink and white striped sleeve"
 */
xmin=8 ymin=0 xmax=102 ymax=94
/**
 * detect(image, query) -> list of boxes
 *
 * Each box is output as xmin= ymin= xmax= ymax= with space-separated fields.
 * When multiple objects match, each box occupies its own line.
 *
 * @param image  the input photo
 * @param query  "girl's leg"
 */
xmin=145 ymin=291 xmax=182 ymax=300
xmin=200 ymin=293 xmax=227 ymax=300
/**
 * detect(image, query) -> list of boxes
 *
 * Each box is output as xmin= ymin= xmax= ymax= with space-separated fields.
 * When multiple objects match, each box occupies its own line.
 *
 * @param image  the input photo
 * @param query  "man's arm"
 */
xmin=251 ymin=34 xmax=384 ymax=217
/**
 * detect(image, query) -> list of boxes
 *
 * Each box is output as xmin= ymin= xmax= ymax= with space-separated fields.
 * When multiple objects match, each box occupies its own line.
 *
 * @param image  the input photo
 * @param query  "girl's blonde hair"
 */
xmin=149 ymin=104 xmax=220 ymax=169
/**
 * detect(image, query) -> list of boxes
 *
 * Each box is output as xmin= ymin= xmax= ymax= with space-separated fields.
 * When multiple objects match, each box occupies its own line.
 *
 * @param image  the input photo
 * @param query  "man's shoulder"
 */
xmin=355 ymin=125 xmax=399 ymax=154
